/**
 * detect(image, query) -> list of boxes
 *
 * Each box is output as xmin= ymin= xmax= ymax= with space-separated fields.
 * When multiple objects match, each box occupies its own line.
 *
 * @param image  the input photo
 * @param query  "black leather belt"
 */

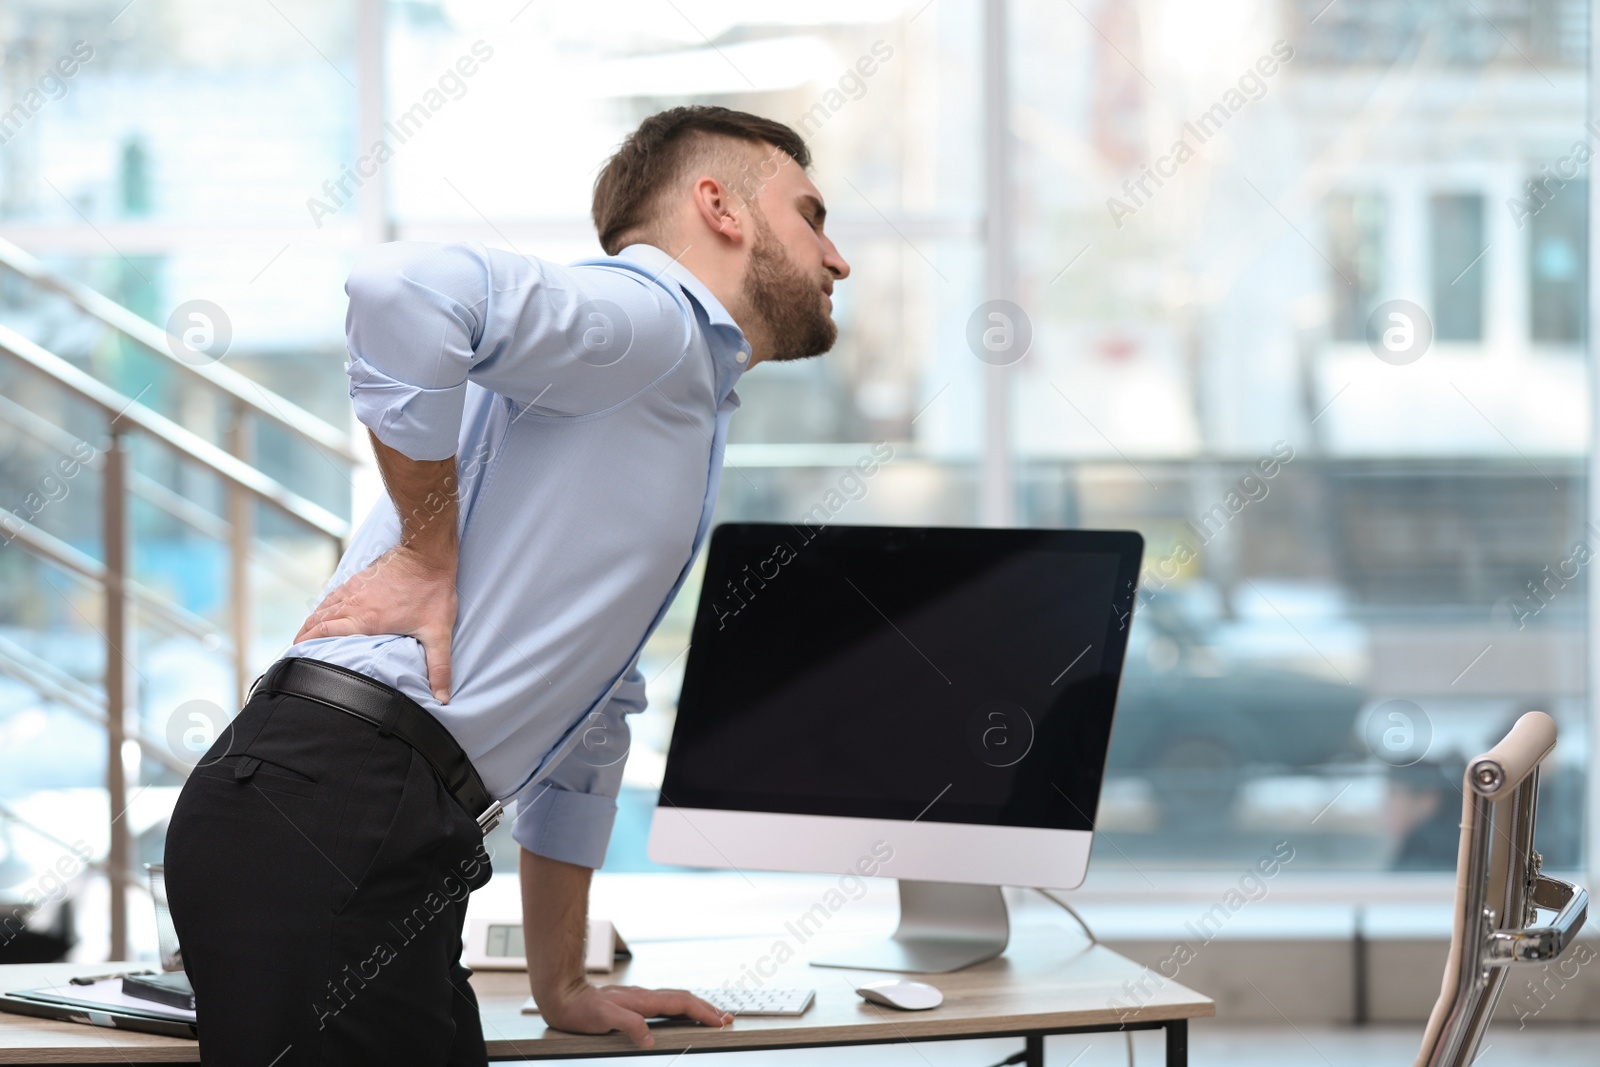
xmin=251 ymin=658 xmax=503 ymax=836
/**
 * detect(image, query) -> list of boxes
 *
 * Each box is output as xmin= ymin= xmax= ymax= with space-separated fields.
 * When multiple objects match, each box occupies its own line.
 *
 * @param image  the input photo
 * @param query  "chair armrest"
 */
xmin=1469 ymin=711 xmax=1556 ymax=801
xmin=1487 ymin=875 xmax=1588 ymax=965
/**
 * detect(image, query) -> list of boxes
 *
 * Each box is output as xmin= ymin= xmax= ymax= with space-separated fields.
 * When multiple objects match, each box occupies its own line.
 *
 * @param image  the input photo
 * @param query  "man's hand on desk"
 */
xmin=522 ymin=850 xmax=732 ymax=1047
xmin=294 ymin=544 xmax=458 ymax=702
xmin=538 ymin=983 xmax=733 ymax=1048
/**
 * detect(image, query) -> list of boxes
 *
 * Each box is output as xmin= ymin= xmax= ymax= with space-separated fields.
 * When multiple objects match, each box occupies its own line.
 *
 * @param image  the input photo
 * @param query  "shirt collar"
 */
xmin=612 ymin=244 xmax=751 ymax=379
xmin=613 ymin=244 xmax=736 ymax=328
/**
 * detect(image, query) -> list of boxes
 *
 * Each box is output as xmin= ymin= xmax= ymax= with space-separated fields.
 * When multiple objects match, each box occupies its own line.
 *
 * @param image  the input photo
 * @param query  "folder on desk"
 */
xmin=0 ymin=977 xmax=197 ymax=1040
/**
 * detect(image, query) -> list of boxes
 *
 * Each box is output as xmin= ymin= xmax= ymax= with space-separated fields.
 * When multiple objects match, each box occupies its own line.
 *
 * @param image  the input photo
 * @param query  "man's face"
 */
xmin=740 ymin=155 xmax=850 ymax=362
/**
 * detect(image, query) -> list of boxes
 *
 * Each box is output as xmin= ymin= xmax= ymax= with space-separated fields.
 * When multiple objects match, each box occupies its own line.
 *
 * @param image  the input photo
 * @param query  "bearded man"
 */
xmin=164 ymin=105 xmax=850 ymax=1065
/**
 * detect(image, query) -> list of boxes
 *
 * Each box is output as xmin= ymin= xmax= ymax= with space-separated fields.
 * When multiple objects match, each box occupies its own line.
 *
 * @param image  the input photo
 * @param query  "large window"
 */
xmin=1006 ymin=0 xmax=1591 ymax=879
xmin=0 ymin=0 xmax=1594 ymax=963
xmin=1328 ymin=192 xmax=1387 ymax=343
xmin=1430 ymin=193 xmax=1485 ymax=342
xmin=1531 ymin=177 xmax=1588 ymax=344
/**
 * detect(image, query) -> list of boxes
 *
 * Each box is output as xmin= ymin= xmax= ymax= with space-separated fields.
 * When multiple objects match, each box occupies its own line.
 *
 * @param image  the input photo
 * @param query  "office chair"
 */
xmin=1414 ymin=711 xmax=1589 ymax=1067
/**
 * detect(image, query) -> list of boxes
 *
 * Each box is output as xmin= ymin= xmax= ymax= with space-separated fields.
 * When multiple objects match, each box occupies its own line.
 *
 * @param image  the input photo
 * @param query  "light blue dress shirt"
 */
xmin=285 ymin=240 xmax=749 ymax=869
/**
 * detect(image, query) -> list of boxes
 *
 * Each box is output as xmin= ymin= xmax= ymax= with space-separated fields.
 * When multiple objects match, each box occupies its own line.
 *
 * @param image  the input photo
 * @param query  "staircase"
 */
xmin=0 ymin=235 xmax=356 ymax=961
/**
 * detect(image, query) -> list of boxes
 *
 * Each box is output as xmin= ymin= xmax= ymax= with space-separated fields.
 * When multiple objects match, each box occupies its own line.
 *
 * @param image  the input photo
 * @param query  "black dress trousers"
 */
xmin=164 ymin=687 xmax=495 ymax=1065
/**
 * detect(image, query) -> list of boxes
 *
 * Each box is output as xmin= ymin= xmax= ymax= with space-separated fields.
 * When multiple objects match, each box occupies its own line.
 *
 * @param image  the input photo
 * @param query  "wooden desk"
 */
xmin=0 ymin=923 xmax=1212 ymax=1065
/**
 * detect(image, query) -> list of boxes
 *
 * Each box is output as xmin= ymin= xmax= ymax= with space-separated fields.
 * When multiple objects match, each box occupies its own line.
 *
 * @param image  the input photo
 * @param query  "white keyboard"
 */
xmin=689 ymin=987 xmax=815 ymax=1017
xmin=520 ymin=988 xmax=816 ymax=1018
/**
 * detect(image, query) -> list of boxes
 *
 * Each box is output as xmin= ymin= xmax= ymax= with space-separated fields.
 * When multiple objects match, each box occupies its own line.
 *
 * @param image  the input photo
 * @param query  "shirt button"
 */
xmin=735 ymin=349 xmax=749 ymax=364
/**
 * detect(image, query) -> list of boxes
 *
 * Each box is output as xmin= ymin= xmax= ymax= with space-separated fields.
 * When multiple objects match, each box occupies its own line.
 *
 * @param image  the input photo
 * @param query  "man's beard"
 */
xmin=741 ymin=213 xmax=837 ymax=362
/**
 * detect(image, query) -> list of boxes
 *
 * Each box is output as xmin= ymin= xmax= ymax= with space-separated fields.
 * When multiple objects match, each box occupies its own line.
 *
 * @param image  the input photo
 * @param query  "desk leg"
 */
xmin=1165 ymin=1019 xmax=1187 ymax=1066
xmin=1024 ymin=1034 xmax=1045 ymax=1067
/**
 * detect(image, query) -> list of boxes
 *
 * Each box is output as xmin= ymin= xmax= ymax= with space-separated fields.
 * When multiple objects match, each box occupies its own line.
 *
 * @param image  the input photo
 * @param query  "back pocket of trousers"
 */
xmin=196 ymin=753 xmax=318 ymax=798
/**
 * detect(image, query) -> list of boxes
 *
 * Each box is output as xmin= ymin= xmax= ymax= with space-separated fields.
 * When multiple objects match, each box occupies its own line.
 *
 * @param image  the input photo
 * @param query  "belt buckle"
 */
xmin=476 ymin=800 xmax=504 ymax=836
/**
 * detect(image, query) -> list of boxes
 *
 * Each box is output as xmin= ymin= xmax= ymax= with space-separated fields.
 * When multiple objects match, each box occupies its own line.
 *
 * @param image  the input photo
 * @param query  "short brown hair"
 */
xmin=592 ymin=106 xmax=812 ymax=256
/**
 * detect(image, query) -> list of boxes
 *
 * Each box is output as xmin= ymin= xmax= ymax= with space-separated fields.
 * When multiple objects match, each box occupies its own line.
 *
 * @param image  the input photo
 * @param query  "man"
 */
xmin=164 ymin=105 xmax=850 ymax=1064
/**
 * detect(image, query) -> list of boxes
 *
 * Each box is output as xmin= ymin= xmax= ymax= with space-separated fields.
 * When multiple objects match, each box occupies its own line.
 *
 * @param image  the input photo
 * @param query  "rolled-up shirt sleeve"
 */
xmin=343 ymin=241 xmax=694 ymax=461
xmin=509 ymin=665 xmax=648 ymax=869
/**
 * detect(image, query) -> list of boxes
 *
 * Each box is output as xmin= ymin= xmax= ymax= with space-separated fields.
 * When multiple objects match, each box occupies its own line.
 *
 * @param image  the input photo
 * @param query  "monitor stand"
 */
xmin=808 ymin=880 xmax=1010 ymax=973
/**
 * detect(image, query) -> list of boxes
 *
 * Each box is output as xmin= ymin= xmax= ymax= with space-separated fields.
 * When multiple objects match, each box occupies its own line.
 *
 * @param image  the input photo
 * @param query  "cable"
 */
xmin=1032 ymin=889 xmax=1134 ymax=1067
xmin=1034 ymin=887 xmax=1098 ymax=946
xmin=978 ymin=1052 xmax=1028 ymax=1067
xmin=979 ymin=1034 xmax=1132 ymax=1067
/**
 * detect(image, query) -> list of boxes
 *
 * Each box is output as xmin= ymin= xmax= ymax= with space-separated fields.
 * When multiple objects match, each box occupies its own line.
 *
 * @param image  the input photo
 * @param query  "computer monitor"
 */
xmin=648 ymin=523 xmax=1144 ymax=972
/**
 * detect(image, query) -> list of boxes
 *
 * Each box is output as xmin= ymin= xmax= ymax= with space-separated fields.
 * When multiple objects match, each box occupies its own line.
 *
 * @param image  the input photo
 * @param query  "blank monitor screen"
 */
xmin=659 ymin=524 xmax=1144 ymax=832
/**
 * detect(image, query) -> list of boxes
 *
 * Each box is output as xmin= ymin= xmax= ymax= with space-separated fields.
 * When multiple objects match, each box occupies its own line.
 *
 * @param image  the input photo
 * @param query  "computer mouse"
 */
xmin=855 ymin=979 xmax=943 ymax=1011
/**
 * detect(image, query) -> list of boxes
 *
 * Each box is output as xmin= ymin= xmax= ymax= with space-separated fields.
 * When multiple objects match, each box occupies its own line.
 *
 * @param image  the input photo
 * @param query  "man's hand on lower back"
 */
xmin=537 ymin=982 xmax=733 ymax=1048
xmin=293 ymin=545 xmax=458 ymax=702
xmin=295 ymin=431 xmax=460 ymax=701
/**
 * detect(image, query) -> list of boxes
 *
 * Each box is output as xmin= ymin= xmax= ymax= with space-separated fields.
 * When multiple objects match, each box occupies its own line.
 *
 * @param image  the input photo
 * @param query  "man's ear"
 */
xmin=690 ymin=176 xmax=748 ymax=246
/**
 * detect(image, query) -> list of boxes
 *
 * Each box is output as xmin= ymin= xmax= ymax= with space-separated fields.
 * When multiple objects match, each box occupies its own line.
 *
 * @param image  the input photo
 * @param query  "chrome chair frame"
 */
xmin=1415 ymin=711 xmax=1588 ymax=1067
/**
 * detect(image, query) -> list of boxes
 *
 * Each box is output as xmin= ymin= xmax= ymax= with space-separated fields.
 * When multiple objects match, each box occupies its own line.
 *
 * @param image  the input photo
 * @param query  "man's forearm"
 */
xmin=520 ymin=848 xmax=592 ymax=1008
xmin=370 ymin=431 xmax=458 ymax=566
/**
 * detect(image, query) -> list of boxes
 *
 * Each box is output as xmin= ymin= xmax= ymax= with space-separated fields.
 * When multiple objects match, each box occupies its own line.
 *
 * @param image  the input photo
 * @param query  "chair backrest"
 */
xmin=1415 ymin=711 xmax=1588 ymax=1067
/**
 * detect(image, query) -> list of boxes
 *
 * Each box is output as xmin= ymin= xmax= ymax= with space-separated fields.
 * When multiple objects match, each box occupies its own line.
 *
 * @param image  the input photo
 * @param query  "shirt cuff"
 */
xmin=346 ymin=352 xmax=467 ymax=462
xmin=510 ymin=785 xmax=619 ymax=870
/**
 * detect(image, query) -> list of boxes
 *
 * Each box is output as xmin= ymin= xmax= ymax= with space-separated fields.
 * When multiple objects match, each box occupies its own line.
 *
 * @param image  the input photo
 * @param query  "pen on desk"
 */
xmin=67 ymin=969 xmax=157 ymax=986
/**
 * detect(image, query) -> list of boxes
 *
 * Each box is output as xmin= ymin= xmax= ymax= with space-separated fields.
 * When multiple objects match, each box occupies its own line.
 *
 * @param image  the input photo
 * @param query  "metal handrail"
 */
xmin=0 ymin=392 xmax=325 ymax=585
xmin=0 ymin=389 xmax=234 ymax=541
xmin=0 ymin=322 xmax=349 ymax=542
xmin=0 ymin=316 xmax=352 ymax=960
xmin=0 ymin=233 xmax=359 ymax=464
xmin=2 ymin=510 xmax=229 ymax=648
xmin=0 ymin=635 xmax=191 ymax=778
xmin=0 ymin=794 xmax=161 ymax=913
